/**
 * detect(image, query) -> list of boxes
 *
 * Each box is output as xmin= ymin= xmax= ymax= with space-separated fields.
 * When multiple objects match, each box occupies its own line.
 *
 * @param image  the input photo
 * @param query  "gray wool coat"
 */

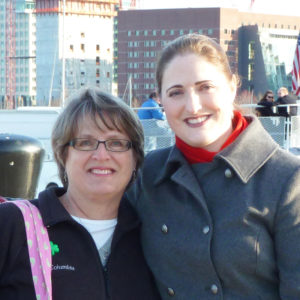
xmin=128 ymin=116 xmax=300 ymax=300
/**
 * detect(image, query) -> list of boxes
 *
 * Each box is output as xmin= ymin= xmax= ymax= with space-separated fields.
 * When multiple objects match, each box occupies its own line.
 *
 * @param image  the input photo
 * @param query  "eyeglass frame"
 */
xmin=266 ymin=95 xmax=274 ymax=99
xmin=67 ymin=138 xmax=132 ymax=152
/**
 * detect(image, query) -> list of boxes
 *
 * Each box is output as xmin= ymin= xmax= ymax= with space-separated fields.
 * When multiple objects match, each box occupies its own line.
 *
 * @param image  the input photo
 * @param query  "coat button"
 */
xmin=202 ymin=226 xmax=210 ymax=234
xmin=161 ymin=224 xmax=168 ymax=234
xmin=224 ymin=168 xmax=233 ymax=178
xmin=210 ymin=284 xmax=218 ymax=294
xmin=167 ymin=287 xmax=175 ymax=296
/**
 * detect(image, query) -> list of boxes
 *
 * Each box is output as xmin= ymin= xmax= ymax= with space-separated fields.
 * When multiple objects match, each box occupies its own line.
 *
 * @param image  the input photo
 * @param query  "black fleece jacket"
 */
xmin=0 ymin=187 xmax=160 ymax=300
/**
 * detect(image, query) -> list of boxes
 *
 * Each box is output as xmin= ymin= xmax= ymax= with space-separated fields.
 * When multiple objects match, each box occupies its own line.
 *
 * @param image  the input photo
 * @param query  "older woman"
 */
xmin=0 ymin=88 xmax=160 ymax=300
xmin=128 ymin=34 xmax=300 ymax=299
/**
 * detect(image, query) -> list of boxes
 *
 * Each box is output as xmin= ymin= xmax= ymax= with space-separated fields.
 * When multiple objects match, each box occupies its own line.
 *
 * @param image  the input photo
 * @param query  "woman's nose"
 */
xmin=186 ymin=91 xmax=202 ymax=113
xmin=91 ymin=143 xmax=110 ymax=160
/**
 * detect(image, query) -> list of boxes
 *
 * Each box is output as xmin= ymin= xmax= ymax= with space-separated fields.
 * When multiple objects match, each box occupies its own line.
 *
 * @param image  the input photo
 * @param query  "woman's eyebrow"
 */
xmin=166 ymin=84 xmax=183 ymax=93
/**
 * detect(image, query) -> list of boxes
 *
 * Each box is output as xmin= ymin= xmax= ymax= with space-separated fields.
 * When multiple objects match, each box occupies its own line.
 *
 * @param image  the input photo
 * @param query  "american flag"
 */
xmin=292 ymin=33 xmax=300 ymax=96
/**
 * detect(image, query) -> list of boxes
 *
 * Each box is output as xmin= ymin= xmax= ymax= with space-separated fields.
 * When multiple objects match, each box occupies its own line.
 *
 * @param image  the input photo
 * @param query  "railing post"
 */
xmin=285 ymin=117 xmax=291 ymax=151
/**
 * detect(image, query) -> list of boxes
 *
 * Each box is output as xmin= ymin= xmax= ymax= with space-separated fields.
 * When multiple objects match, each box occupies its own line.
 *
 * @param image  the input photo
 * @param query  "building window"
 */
xmin=231 ymin=29 xmax=235 ymax=34
xmin=81 ymin=32 xmax=85 ymax=38
xmin=96 ymin=69 xmax=100 ymax=77
xmin=161 ymin=29 xmax=165 ymax=36
xmin=224 ymin=29 xmax=228 ymax=34
xmin=189 ymin=29 xmax=193 ymax=34
xmin=128 ymin=31 xmax=131 ymax=36
xmin=106 ymin=72 xmax=110 ymax=78
xmin=248 ymin=63 xmax=254 ymax=81
xmin=170 ymin=29 xmax=175 ymax=35
xmin=81 ymin=44 xmax=85 ymax=51
xmin=96 ymin=56 xmax=100 ymax=65
xmin=179 ymin=29 xmax=184 ymax=35
xmin=144 ymin=30 xmax=148 ymax=36
xmin=144 ymin=41 xmax=149 ymax=47
xmin=153 ymin=30 xmax=157 ymax=36
xmin=198 ymin=29 xmax=203 ymax=34
xmin=136 ymin=30 xmax=139 ymax=36
xmin=69 ymin=44 xmax=74 ymax=52
xmin=208 ymin=29 xmax=213 ymax=35
xmin=96 ymin=44 xmax=100 ymax=52
xmin=248 ymin=41 xmax=255 ymax=60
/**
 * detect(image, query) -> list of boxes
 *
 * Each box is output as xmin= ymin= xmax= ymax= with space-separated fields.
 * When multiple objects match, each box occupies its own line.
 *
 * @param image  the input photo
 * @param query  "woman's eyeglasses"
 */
xmin=68 ymin=138 xmax=132 ymax=152
xmin=267 ymin=95 xmax=274 ymax=99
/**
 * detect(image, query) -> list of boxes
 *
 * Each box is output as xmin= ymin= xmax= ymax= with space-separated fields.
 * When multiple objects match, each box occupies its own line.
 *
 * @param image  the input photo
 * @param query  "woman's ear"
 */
xmin=229 ymin=74 xmax=238 ymax=102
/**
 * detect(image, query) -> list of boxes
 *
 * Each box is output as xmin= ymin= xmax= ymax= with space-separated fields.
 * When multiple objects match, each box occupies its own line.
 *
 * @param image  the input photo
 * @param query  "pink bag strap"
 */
xmin=0 ymin=197 xmax=52 ymax=300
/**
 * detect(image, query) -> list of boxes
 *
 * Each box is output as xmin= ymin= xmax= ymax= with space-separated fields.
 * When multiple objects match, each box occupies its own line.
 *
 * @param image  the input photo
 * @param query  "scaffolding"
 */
xmin=35 ymin=0 xmax=120 ymax=17
xmin=5 ymin=0 xmax=16 ymax=109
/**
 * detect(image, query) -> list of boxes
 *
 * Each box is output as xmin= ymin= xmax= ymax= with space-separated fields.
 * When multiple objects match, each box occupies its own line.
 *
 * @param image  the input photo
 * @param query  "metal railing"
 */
xmin=136 ymin=104 xmax=300 ymax=153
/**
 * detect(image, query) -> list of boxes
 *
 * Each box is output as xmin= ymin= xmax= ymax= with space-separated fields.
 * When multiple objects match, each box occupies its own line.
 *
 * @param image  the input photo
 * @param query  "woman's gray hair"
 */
xmin=51 ymin=87 xmax=144 ymax=188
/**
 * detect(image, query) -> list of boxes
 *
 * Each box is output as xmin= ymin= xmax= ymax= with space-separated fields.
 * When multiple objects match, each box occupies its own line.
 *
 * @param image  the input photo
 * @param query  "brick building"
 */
xmin=115 ymin=7 xmax=300 ymax=103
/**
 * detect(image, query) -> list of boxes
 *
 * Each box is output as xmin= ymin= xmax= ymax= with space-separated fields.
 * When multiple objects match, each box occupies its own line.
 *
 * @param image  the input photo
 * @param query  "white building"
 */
xmin=35 ymin=0 xmax=118 ymax=106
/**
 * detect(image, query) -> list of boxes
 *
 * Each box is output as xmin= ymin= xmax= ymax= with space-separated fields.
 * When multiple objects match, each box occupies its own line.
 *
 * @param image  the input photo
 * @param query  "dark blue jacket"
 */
xmin=0 ymin=187 xmax=160 ymax=300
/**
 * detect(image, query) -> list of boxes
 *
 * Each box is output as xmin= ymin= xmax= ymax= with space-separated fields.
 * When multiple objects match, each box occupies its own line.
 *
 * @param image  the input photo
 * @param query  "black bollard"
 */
xmin=0 ymin=134 xmax=45 ymax=199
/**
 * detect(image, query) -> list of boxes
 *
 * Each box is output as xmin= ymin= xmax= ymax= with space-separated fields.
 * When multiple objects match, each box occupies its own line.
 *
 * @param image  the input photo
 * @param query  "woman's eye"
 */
xmin=79 ymin=139 xmax=92 ymax=146
xmin=201 ymin=84 xmax=215 ymax=91
xmin=168 ymin=90 xmax=183 ymax=97
xmin=111 ymin=140 xmax=123 ymax=147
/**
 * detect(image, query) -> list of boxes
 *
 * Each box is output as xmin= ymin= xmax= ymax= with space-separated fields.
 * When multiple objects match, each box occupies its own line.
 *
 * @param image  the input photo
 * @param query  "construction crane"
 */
xmin=5 ymin=0 xmax=16 ymax=109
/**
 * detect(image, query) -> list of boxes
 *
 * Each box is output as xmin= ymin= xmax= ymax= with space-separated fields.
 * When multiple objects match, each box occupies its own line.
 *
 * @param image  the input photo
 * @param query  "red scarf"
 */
xmin=175 ymin=111 xmax=248 ymax=164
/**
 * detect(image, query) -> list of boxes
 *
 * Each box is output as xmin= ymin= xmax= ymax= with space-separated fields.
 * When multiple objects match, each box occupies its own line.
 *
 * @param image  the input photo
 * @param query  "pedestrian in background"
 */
xmin=275 ymin=86 xmax=298 ymax=117
xmin=128 ymin=33 xmax=300 ymax=299
xmin=138 ymin=92 xmax=166 ymax=120
xmin=255 ymin=90 xmax=276 ymax=116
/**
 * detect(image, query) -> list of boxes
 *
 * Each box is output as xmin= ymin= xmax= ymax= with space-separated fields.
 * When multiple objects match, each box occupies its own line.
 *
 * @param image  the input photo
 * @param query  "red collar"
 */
xmin=175 ymin=111 xmax=248 ymax=164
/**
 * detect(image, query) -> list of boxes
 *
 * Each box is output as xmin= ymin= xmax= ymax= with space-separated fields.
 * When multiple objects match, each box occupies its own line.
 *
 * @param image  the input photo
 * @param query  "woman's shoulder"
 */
xmin=0 ymin=201 xmax=26 ymax=227
xmin=0 ymin=201 xmax=27 ymax=246
xmin=144 ymin=146 xmax=174 ymax=165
